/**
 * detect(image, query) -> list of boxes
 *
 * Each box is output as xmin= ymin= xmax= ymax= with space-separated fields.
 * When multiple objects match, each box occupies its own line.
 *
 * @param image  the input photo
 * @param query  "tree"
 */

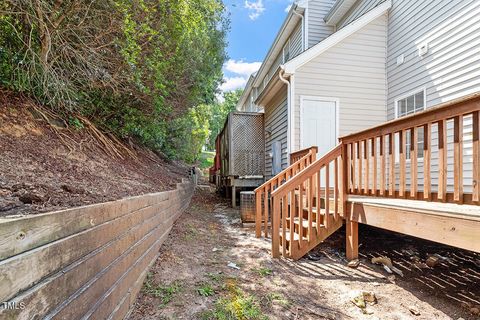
xmin=0 ymin=0 xmax=228 ymax=162
xmin=206 ymin=88 xmax=243 ymax=150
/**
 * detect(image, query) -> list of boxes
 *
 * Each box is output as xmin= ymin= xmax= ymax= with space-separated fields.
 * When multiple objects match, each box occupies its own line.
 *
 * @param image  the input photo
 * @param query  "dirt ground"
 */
xmin=129 ymin=186 xmax=480 ymax=320
xmin=0 ymin=89 xmax=188 ymax=216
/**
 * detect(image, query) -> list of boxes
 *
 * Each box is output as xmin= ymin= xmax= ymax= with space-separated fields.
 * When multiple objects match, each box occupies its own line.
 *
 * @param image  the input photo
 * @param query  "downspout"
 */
xmin=279 ymin=68 xmax=292 ymax=165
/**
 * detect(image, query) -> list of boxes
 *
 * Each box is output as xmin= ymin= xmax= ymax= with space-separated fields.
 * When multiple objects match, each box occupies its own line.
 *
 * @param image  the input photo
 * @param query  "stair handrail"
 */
xmin=255 ymin=146 xmax=318 ymax=238
xmin=289 ymin=146 xmax=318 ymax=163
xmin=270 ymin=144 xmax=344 ymax=258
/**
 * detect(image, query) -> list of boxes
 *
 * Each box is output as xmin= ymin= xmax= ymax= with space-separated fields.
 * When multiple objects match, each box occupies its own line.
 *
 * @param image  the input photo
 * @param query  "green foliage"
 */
xmin=0 ymin=0 xmax=228 ymax=162
xmin=206 ymin=89 xmax=243 ymax=150
xmin=142 ymin=277 xmax=182 ymax=308
xmin=200 ymin=293 xmax=267 ymax=320
xmin=252 ymin=267 xmax=273 ymax=277
xmin=197 ymin=283 xmax=215 ymax=297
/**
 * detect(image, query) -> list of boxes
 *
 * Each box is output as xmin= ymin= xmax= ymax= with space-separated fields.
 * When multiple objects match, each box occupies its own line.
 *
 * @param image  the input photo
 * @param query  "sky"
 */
xmin=220 ymin=0 xmax=294 ymax=93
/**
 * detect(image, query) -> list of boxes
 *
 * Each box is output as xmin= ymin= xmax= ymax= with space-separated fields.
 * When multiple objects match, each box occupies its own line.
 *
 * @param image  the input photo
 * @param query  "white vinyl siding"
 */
xmin=386 ymin=0 xmax=480 ymax=194
xmin=337 ymin=0 xmax=386 ymax=29
xmin=307 ymin=0 xmax=335 ymax=48
xmin=264 ymin=89 xmax=289 ymax=179
xmin=293 ymin=14 xmax=388 ymax=151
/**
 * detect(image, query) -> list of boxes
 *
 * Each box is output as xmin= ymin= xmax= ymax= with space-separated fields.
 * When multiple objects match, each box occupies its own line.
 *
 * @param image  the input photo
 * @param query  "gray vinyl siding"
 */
xmin=293 ymin=14 xmax=388 ymax=151
xmin=386 ymin=0 xmax=480 ymax=118
xmin=307 ymin=0 xmax=335 ymax=48
xmin=386 ymin=0 xmax=480 ymax=194
xmin=337 ymin=0 xmax=386 ymax=29
xmin=264 ymin=89 xmax=288 ymax=179
xmin=260 ymin=22 xmax=303 ymax=98
xmin=290 ymin=22 xmax=303 ymax=58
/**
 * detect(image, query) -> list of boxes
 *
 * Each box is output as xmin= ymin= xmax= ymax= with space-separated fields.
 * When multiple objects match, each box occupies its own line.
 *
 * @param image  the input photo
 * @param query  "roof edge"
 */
xmin=283 ymin=0 xmax=391 ymax=74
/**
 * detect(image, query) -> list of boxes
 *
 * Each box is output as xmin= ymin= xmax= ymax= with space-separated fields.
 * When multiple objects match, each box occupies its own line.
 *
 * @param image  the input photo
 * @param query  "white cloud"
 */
xmin=224 ymin=59 xmax=261 ymax=76
xmin=220 ymin=76 xmax=248 ymax=92
xmin=285 ymin=4 xmax=292 ymax=13
xmin=244 ymin=0 xmax=265 ymax=20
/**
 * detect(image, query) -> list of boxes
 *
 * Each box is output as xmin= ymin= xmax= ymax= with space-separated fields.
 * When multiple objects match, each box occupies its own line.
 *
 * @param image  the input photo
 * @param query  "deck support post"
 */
xmin=346 ymin=218 xmax=358 ymax=260
xmin=232 ymin=186 xmax=236 ymax=208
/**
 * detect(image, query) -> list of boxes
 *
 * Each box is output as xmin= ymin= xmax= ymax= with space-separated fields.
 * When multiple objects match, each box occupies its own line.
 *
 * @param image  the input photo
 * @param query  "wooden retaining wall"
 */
xmin=0 ymin=179 xmax=195 ymax=319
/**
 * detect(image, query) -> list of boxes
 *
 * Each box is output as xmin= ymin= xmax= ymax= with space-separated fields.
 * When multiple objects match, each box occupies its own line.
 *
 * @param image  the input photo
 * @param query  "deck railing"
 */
xmin=270 ymin=145 xmax=344 ymax=258
xmin=255 ymin=146 xmax=318 ymax=238
xmin=289 ymin=146 xmax=318 ymax=163
xmin=339 ymin=95 xmax=480 ymax=205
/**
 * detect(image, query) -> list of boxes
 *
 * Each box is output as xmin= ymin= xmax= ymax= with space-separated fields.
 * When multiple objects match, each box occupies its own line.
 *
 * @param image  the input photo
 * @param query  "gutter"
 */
xmin=292 ymin=7 xmax=305 ymax=51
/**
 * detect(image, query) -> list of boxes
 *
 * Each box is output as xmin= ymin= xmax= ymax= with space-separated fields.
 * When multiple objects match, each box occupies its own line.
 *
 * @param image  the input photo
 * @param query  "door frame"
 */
xmin=299 ymin=95 xmax=340 ymax=151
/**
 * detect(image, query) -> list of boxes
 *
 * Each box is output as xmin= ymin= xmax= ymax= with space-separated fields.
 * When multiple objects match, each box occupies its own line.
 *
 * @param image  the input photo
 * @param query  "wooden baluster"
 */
xmin=473 ymin=111 xmax=479 ymax=203
xmin=325 ymin=164 xmax=330 ymax=229
xmin=290 ymin=188 xmax=295 ymax=251
xmin=358 ymin=141 xmax=363 ymax=194
xmin=438 ymin=120 xmax=447 ymax=202
xmin=282 ymin=195 xmax=287 ymax=257
xmin=255 ymin=190 xmax=262 ymax=237
xmin=264 ymin=185 xmax=269 ymax=237
xmin=308 ymin=176 xmax=313 ymax=240
xmin=364 ymin=139 xmax=369 ymax=195
xmin=454 ymin=115 xmax=463 ymax=203
xmin=350 ymin=143 xmax=355 ymax=193
xmin=399 ymin=130 xmax=406 ymax=198
xmin=380 ymin=135 xmax=385 ymax=196
xmin=272 ymin=196 xmax=280 ymax=258
xmin=317 ymin=169 xmax=322 ymax=236
xmin=341 ymin=143 xmax=349 ymax=218
xmin=423 ymin=123 xmax=431 ymax=201
xmin=298 ymin=180 xmax=304 ymax=249
xmin=372 ymin=137 xmax=377 ymax=196
xmin=389 ymin=133 xmax=395 ymax=197
xmin=411 ymin=127 xmax=418 ymax=199
xmin=334 ymin=157 xmax=339 ymax=219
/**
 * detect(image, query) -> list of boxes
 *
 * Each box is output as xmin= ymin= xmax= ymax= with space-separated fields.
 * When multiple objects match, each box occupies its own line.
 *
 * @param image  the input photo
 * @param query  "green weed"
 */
xmin=142 ymin=278 xmax=182 ymax=307
xmin=197 ymin=283 xmax=215 ymax=297
xmin=252 ymin=267 xmax=273 ymax=277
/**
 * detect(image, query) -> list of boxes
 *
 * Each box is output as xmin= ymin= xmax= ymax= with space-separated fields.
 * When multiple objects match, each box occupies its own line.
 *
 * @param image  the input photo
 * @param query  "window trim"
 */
xmin=394 ymin=88 xmax=427 ymax=162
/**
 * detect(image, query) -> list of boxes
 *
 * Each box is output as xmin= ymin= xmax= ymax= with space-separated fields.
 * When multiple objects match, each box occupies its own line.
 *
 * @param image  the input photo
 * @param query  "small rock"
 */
xmin=347 ymin=259 xmax=360 ymax=268
xmin=227 ymin=262 xmax=240 ymax=270
xmin=383 ymin=265 xmax=393 ymax=274
xmin=212 ymin=247 xmax=220 ymax=252
xmin=471 ymin=307 xmax=480 ymax=315
xmin=362 ymin=291 xmax=377 ymax=304
xmin=372 ymin=256 xmax=393 ymax=268
xmin=409 ymin=306 xmax=421 ymax=316
xmin=426 ymin=256 xmax=440 ymax=268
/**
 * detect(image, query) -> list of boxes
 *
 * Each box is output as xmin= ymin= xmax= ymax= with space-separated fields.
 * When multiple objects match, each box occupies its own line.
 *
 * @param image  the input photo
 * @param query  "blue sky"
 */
xmin=220 ymin=0 xmax=294 ymax=92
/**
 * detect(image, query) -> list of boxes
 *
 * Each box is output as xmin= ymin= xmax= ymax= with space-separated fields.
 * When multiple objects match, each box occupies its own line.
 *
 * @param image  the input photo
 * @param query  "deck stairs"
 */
xmin=255 ymin=95 xmax=480 ymax=261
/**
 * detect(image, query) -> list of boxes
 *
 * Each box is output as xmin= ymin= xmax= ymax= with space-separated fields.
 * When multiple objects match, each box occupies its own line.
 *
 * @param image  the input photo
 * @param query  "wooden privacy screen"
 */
xmin=0 ymin=180 xmax=195 ymax=320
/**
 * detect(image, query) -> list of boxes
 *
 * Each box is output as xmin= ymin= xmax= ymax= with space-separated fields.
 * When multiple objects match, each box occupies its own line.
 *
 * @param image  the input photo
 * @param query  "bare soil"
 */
xmin=130 ymin=186 xmax=480 ymax=320
xmin=0 ymin=90 xmax=188 ymax=216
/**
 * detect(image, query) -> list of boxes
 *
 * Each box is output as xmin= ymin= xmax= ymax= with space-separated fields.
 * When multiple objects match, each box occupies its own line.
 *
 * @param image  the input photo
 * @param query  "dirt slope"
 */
xmin=0 ymin=90 xmax=188 ymax=216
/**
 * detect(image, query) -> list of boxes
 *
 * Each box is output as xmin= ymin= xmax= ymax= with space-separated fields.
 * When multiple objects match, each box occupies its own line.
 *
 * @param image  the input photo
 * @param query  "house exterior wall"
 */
xmin=292 ymin=14 xmax=388 ymax=151
xmin=386 ymin=0 xmax=480 ymax=118
xmin=385 ymin=0 xmax=480 ymax=193
xmin=337 ymin=0 xmax=386 ymax=29
xmin=306 ymin=0 xmax=336 ymax=48
xmin=264 ymin=88 xmax=289 ymax=178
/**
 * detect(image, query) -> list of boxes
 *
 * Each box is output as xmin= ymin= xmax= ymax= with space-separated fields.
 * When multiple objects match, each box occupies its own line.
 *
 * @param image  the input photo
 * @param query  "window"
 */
xmin=395 ymin=90 xmax=426 ymax=159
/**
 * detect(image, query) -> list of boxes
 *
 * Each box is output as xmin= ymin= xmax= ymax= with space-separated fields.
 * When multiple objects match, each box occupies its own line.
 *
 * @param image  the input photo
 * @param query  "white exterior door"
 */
xmin=300 ymin=98 xmax=337 ymax=158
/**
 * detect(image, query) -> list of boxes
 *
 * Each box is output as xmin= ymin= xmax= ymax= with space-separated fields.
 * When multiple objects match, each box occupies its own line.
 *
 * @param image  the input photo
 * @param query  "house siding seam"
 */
xmin=337 ymin=0 xmax=386 ymax=29
xmin=293 ymin=14 xmax=388 ymax=151
xmin=307 ymin=0 xmax=336 ymax=48
xmin=264 ymin=88 xmax=289 ymax=179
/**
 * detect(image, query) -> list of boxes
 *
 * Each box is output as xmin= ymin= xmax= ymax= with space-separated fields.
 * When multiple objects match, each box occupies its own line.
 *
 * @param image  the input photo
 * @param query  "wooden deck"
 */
xmin=256 ymin=94 xmax=480 ymax=261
